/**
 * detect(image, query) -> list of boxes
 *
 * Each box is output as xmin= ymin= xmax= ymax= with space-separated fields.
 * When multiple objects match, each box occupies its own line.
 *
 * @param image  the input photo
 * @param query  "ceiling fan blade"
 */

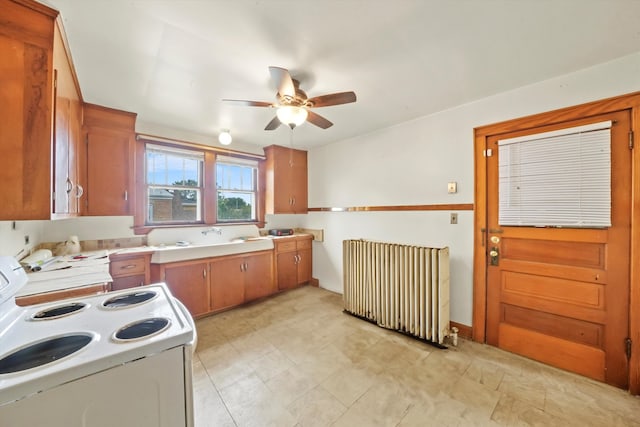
xmin=269 ymin=66 xmax=295 ymax=98
xmin=222 ymin=99 xmax=273 ymax=107
xmin=264 ymin=116 xmax=282 ymax=131
xmin=307 ymin=111 xmax=333 ymax=129
xmin=307 ymin=91 xmax=356 ymax=108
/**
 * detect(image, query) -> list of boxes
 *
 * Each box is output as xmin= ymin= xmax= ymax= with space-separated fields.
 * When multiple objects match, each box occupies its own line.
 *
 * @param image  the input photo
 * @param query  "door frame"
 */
xmin=472 ymin=91 xmax=640 ymax=394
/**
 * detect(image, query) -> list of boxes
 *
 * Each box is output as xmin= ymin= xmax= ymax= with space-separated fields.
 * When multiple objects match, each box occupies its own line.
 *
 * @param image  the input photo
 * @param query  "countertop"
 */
xmin=17 ymin=234 xmax=314 ymax=297
xmin=18 ymin=250 xmax=112 ymax=297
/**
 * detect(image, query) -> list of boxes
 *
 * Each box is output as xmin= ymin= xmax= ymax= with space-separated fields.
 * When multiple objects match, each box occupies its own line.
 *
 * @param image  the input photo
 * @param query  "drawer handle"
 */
xmin=120 ymin=264 xmax=137 ymax=270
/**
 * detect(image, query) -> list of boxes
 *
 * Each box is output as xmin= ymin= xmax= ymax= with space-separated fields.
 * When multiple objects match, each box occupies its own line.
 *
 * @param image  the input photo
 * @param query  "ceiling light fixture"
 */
xmin=218 ymin=130 xmax=232 ymax=145
xmin=276 ymin=106 xmax=308 ymax=129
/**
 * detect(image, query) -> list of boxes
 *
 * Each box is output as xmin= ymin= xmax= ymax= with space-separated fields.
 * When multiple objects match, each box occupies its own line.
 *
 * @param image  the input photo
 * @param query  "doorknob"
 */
xmin=489 ymin=247 xmax=499 ymax=266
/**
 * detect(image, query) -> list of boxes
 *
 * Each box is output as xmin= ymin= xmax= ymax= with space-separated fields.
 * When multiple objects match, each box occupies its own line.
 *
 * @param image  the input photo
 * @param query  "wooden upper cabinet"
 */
xmin=52 ymin=20 xmax=83 ymax=218
xmin=81 ymin=103 xmax=136 ymax=216
xmin=0 ymin=0 xmax=57 ymax=220
xmin=264 ymin=145 xmax=308 ymax=214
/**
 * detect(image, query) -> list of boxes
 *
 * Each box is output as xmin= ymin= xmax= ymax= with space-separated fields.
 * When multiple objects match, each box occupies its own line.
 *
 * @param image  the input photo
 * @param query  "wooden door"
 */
xmin=485 ymin=110 xmax=631 ymax=387
xmin=244 ymin=252 xmax=274 ymax=301
xmin=210 ymin=256 xmax=245 ymax=311
xmin=164 ymin=262 xmax=209 ymax=317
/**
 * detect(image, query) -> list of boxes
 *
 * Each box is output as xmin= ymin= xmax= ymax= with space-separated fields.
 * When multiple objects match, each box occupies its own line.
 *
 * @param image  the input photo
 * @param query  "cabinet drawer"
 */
xmin=111 ymin=258 xmax=146 ymax=276
xmin=111 ymin=274 xmax=146 ymax=291
xmin=275 ymin=240 xmax=297 ymax=253
xmin=297 ymin=238 xmax=312 ymax=250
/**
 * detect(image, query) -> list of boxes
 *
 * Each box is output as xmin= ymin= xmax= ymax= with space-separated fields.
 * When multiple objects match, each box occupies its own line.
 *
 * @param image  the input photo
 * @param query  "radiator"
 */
xmin=343 ymin=239 xmax=451 ymax=345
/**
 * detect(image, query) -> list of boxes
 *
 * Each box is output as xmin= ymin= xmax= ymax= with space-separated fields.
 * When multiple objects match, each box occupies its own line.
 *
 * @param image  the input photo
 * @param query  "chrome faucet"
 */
xmin=201 ymin=227 xmax=223 ymax=236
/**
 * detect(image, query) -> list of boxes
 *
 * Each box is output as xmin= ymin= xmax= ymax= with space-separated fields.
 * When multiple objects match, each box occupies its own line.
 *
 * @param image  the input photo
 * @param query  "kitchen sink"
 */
xmin=149 ymin=238 xmax=274 ymax=264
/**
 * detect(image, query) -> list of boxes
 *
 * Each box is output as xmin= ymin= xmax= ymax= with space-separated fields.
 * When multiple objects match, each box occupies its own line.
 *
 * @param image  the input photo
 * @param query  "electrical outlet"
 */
xmin=450 ymin=213 xmax=458 ymax=224
xmin=24 ymin=235 xmax=30 ymax=245
xmin=11 ymin=221 xmax=16 ymax=230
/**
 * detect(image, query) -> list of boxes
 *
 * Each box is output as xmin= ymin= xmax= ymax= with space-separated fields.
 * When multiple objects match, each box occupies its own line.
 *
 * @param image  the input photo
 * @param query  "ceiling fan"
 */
xmin=222 ymin=66 xmax=356 ymax=130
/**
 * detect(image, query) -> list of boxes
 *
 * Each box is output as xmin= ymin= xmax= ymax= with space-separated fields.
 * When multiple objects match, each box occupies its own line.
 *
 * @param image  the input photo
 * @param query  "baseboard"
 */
xmin=450 ymin=321 xmax=473 ymax=340
xmin=309 ymin=277 xmax=319 ymax=287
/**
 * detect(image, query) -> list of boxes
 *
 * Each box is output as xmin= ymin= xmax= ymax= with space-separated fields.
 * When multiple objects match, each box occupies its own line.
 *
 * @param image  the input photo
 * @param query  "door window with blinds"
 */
xmin=498 ymin=121 xmax=611 ymax=228
xmin=216 ymin=155 xmax=258 ymax=222
xmin=146 ymin=144 xmax=204 ymax=224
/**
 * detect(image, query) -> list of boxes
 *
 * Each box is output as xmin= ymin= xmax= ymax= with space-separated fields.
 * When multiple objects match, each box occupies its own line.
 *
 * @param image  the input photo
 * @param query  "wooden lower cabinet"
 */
xmin=161 ymin=261 xmax=210 ymax=317
xmin=275 ymin=236 xmax=313 ymax=290
xmin=151 ymin=250 xmax=274 ymax=317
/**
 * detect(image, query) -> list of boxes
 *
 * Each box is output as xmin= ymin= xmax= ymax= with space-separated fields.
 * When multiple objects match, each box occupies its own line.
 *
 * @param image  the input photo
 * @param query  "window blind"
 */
xmin=497 ymin=121 xmax=611 ymax=228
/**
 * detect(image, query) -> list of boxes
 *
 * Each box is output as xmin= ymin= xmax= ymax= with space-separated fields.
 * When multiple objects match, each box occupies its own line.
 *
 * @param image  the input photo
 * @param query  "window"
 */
xmin=146 ymin=144 xmax=204 ymax=224
xmin=216 ymin=155 xmax=258 ymax=222
xmin=498 ymin=121 xmax=612 ymax=228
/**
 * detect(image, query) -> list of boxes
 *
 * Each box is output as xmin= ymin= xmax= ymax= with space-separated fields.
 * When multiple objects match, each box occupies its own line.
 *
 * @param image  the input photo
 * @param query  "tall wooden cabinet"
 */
xmin=81 ymin=104 xmax=136 ymax=216
xmin=264 ymin=145 xmax=308 ymax=214
xmin=0 ymin=0 xmax=80 ymax=220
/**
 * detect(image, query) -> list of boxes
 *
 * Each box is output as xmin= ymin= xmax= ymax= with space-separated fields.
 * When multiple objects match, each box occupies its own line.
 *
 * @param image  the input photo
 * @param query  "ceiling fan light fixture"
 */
xmin=218 ymin=130 xmax=232 ymax=145
xmin=276 ymin=106 xmax=308 ymax=128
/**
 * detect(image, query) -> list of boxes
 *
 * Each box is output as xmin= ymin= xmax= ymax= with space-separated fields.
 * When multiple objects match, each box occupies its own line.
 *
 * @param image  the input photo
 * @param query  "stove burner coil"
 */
xmin=0 ymin=334 xmax=92 ymax=374
xmin=102 ymin=290 xmax=158 ymax=309
xmin=31 ymin=302 xmax=88 ymax=320
xmin=113 ymin=317 xmax=171 ymax=342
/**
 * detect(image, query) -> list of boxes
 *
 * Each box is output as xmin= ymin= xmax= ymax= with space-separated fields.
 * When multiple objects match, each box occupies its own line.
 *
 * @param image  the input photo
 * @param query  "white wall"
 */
xmin=0 ymin=221 xmax=46 ymax=259
xmin=298 ymin=52 xmax=640 ymax=326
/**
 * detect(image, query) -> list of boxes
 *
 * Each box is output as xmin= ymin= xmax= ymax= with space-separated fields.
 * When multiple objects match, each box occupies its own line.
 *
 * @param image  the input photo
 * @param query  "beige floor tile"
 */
xmin=287 ymin=385 xmax=347 ymax=427
xmin=331 ymin=378 xmax=413 ymax=427
xmin=448 ymin=376 xmax=502 ymax=419
xmin=249 ymin=348 xmax=294 ymax=382
xmin=463 ymin=358 xmax=505 ymax=391
xmin=497 ymin=372 xmax=547 ymax=410
xmin=264 ymin=366 xmax=319 ymax=406
xmin=219 ymin=373 xmax=296 ymax=427
xmin=320 ymin=365 xmax=377 ymax=407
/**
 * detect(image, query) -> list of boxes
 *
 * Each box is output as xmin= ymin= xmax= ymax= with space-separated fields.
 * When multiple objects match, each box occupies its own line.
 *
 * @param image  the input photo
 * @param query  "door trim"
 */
xmin=472 ymin=91 xmax=640 ymax=394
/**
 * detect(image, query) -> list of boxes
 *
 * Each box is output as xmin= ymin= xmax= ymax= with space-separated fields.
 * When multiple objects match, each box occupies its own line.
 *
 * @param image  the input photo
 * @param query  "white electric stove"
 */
xmin=0 ymin=256 xmax=195 ymax=426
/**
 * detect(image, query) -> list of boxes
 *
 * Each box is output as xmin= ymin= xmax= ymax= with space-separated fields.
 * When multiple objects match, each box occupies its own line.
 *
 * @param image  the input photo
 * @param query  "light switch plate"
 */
xmin=448 ymin=182 xmax=457 ymax=194
xmin=450 ymin=213 xmax=458 ymax=224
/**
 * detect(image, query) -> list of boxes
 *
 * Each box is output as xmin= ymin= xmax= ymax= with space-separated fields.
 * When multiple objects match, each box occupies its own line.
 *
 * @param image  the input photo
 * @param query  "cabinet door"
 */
xmin=271 ymin=147 xmax=295 ymax=213
xmin=297 ymin=248 xmax=312 ymax=285
xmin=164 ymin=262 xmax=209 ymax=317
xmin=210 ymin=257 xmax=245 ymax=311
xmin=244 ymin=252 xmax=274 ymax=301
xmin=85 ymin=130 xmax=132 ymax=216
xmin=53 ymin=94 xmax=71 ymax=214
xmin=111 ymin=274 xmax=145 ymax=291
xmin=0 ymin=33 xmax=52 ymax=220
xmin=289 ymin=149 xmax=308 ymax=213
xmin=276 ymin=251 xmax=298 ymax=290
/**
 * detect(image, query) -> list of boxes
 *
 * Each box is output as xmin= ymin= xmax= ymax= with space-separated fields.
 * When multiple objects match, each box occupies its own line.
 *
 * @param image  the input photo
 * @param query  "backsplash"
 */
xmin=37 ymin=236 xmax=148 ymax=253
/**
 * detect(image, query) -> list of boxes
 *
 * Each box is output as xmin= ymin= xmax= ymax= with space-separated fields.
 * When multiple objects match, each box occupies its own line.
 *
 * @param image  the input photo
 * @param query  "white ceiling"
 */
xmin=43 ymin=0 xmax=640 ymax=149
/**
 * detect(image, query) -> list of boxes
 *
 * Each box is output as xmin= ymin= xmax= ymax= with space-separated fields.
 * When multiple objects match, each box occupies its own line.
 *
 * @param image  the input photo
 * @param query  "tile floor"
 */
xmin=192 ymin=286 xmax=640 ymax=426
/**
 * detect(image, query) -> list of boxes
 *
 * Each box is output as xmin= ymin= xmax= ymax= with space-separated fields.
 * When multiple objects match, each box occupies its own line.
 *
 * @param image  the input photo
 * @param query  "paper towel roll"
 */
xmin=20 ymin=249 xmax=53 ymax=269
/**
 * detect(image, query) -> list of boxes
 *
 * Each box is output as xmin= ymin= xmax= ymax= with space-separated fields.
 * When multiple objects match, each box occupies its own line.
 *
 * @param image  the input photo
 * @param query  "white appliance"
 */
xmin=0 ymin=256 xmax=196 ymax=426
